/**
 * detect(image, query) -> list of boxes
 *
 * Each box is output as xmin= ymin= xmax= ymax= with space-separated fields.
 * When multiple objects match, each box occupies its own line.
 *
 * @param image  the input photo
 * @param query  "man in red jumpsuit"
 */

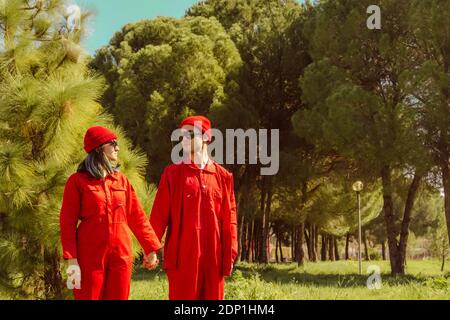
xmin=149 ymin=115 xmax=238 ymax=300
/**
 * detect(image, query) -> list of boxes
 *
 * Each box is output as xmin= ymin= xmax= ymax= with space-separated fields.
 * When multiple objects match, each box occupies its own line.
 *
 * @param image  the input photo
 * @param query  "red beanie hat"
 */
xmin=83 ymin=126 xmax=118 ymax=153
xmin=179 ymin=115 xmax=212 ymax=141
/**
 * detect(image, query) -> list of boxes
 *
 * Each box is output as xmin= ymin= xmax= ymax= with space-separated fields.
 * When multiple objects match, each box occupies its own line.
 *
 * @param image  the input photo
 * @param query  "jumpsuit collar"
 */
xmin=87 ymin=170 xmax=119 ymax=181
xmin=108 ymin=171 xmax=120 ymax=180
xmin=182 ymin=157 xmax=216 ymax=173
xmin=81 ymin=170 xmax=120 ymax=181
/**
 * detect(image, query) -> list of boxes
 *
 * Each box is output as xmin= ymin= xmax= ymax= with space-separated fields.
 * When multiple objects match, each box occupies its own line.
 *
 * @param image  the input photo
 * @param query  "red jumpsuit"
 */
xmin=60 ymin=171 xmax=162 ymax=300
xmin=150 ymin=161 xmax=238 ymax=300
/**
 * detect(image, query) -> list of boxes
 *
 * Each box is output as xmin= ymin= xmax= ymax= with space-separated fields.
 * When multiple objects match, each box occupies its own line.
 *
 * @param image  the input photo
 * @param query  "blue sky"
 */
xmin=74 ymin=0 xmax=199 ymax=54
xmin=74 ymin=0 xmax=304 ymax=54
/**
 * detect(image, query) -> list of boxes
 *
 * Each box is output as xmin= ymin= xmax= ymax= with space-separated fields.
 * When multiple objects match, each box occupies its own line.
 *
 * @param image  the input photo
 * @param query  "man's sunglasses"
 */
xmin=181 ymin=130 xmax=197 ymax=140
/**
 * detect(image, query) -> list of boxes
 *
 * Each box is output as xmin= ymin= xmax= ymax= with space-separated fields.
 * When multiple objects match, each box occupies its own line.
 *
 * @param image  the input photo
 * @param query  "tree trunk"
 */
xmin=249 ymin=220 xmax=255 ymax=262
xmin=381 ymin=240 xmax=386 ymax=260
xmin=321 ymin=234 xmax=327 ymax=261
xmin=334 ymin=237 xmax=340 ymax=261
xmin=381 ymin=166 xmax=422 ymax=276
xmin=265 ymin=182 xmax=273 ymax=263
xmin=304 ymin=224 xmax=312 ymax=261
xmin=275 ymin=234 xmax=279 ymax=263
xmin=257 ymin=219 xmax=263 ymax=261
xmin=238 ymin=214 xmax=245 ymax=262
xmin=363 ymin=229 xmax=370 ymax=261
xmin=328 ymin=235 xmax=335 ymax=261
xmin=345 ymin=233 xmax=350 ymax=260
xmin=309 ymin=224 xmax=317 ymax=262
xmin=313 ymin=225 xmax=319 ymax=262
xmin=253 ymin=221 xmax=258 ymax=262
xmin=440 ymin=152 xmax=450 ymax=246
xmin=0 ymin=212 xmax=4 ymax=233
xmin=398 ymin=171 xmax=422 ymax=268
xmin=259 ymin=176 xmax=267 ymax=263
xmin=244 ymin=221 xmax=249 ymax=262
xmin=382 ymin=166 xmax=403 ymax=275
xmin=243 ymin=221 xmax=249 ymax=262
xmin=291 ymin=227 xmax=296 ymax=262
xmin=441 ymin=236 xmax=446 ymax=272
xmin=296 ymin=223 xmax=305 ymax=266
xmin=296 ymin=181 xmax=308 ymax=266
xmin=260 ymin=177 xmax=272 ymax=264
xmin=279 ymin=231 xmax=284 ymax=262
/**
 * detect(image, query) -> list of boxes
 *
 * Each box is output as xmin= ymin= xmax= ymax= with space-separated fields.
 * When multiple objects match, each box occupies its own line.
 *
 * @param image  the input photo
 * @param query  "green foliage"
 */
xmin=305 ymin=178 xmax=382 ymax=236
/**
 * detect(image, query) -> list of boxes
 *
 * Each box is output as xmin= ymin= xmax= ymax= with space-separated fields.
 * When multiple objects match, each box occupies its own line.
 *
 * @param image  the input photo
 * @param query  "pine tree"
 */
xmin=0 ymin=0 xmax=151 ymax=299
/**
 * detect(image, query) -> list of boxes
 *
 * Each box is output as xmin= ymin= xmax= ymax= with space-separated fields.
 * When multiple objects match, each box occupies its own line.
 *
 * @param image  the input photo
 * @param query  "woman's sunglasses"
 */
xmin=104 ymin=140 xmax=119 ymax=148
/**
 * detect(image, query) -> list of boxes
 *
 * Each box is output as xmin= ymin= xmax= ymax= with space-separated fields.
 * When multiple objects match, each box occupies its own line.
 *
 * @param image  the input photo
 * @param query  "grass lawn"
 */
xmin=130 ymin=259 xmax=450 ymax=300
xmin=1 ymin=260 xmax=449 ymax=299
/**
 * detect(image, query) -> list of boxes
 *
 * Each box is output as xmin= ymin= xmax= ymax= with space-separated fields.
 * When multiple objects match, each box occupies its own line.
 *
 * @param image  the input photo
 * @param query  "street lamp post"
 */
xmin=352 ymin=181 xmax=364 ymax=275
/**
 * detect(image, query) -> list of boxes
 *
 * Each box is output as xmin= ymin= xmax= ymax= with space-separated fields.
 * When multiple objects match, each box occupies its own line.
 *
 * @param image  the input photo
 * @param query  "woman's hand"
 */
xmin=143 ymin=252 xmax=159 ymax=270
xmin=67 ymin=258 xmax=81 ymax=289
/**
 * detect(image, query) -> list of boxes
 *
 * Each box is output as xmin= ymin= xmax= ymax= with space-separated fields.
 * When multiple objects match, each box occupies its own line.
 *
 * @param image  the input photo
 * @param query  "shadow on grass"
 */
xmin=131 ymin=263 xmax=432 ymax=288
xmin=233 ymin=263 xmax=425 ymax=288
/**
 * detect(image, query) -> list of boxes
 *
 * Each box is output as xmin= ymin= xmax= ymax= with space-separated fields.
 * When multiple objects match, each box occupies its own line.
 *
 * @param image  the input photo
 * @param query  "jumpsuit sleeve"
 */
xmin=125 ymin=178 xmax=162 ymax=255
xmin=228 ymin=173 xmax=238 ymax=263
xmin=149 ymin=168 xmax=171 ymax=241
xmin=60 ymin=174 xmax=80 ymax=260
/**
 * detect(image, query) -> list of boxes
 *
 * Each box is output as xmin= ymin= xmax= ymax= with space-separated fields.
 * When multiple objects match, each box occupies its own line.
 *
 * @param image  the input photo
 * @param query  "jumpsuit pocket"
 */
xmin=111 ymin=186 xmax=127 ymax=223
xmin=81 ymin=185 xmax=105 ymax=221
xmin=212 ymin=189 xmax=223 ymax=201
xmin=212 ymin=189 xmax=223 ymax=216
xmin=211 ymin=190 xmax=223 ymax=236
xmin=184 ymin=186 xmax=198 ymax=202
xmin=183 ymin=187 xmax=199 ymax=229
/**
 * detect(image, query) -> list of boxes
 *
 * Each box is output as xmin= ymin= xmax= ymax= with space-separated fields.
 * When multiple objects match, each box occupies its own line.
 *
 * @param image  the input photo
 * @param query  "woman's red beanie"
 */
xmin=179 ymin=115 xmax=212 ymax=141
xmin=83 ymin=126 xmax=118 ymax=153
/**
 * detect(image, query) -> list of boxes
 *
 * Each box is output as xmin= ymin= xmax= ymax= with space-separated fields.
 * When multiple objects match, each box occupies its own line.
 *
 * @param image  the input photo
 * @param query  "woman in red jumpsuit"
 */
xmin=60 ymin=126 xmax=162 ymax=300
xmin=150 ymin=116 xmax=238 ymax=300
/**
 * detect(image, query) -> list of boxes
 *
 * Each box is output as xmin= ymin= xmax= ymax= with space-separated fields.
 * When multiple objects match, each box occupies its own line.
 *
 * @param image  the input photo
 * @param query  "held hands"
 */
xmin=142 ymin=251 xmax=159 ymax=270
xmin=66 ymin=258 xmax=81 ymax=289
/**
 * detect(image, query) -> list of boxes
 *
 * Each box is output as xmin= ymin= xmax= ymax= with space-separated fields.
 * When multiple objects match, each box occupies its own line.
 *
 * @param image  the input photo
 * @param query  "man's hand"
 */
xmin=143 ymin=251 xmax=159 ymax=270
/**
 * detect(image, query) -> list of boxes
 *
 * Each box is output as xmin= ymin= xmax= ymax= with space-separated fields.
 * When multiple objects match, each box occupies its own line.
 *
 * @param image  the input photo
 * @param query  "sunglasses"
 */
xmin=104 ymin=140 xmax=119 ymax=148
xmin=181 ymin=130 xmax=197 ymax=140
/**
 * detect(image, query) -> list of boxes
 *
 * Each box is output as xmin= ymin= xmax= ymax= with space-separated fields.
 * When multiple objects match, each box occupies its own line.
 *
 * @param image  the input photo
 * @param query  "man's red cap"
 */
xmin=179 ymin=115 xmax=212 ymax=141
xmin=83 ymin=126 xmax=118 ymax=153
